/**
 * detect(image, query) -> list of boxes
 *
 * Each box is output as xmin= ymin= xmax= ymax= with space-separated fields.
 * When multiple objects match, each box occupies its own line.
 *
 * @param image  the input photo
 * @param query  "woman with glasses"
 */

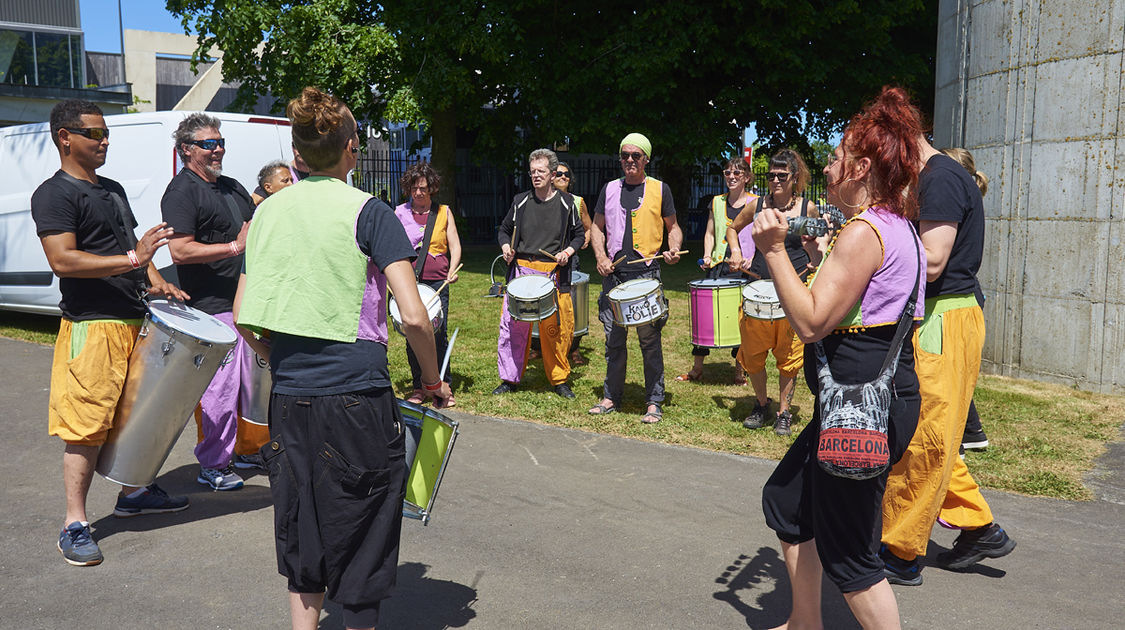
xmin=549 ymin=162 xmax=592 ymax=364
xmin=676 ymin=157 xmax=755 ymax=384
xmin=726 ymin=149 xmax=823 ymax=436
xmin=745 ymin=86 xmax=925 ymax=630
xmin=394 ymin=162 xmax=462 ymax=407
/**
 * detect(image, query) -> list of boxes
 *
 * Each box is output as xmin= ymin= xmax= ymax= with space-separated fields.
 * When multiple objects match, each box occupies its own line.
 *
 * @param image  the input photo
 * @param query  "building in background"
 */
xmin=0 ymin=0 xmax=130 ymax=125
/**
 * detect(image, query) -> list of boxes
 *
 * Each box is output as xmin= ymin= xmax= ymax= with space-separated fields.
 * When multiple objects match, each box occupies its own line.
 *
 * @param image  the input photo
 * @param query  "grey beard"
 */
xmin=203 ymin=163 xmax=222 ymax=179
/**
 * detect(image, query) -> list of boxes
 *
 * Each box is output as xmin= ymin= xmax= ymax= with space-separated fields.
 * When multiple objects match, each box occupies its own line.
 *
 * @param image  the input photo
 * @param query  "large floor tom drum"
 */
xmin=95 ymin=300 xmax=237 ymax=486
xmin=398 ymin=400 xmax=460 ymax=525
xmin=689 ymin=278 xmax=744 ymax=347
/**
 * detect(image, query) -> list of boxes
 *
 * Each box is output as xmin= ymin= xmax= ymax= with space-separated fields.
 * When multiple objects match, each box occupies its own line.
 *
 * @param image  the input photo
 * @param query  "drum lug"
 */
xmin=193 ymin=354 xmax=206 ymax=369
xmin=161 ymin=340 xmax=174 ymax=356
xmin=138 ymin=324 xmax=149 ymax=338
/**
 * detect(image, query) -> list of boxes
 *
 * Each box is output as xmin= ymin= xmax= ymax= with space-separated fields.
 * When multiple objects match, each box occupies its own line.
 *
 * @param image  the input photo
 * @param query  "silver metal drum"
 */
xmin=388 ymin=283 xmax=444 ymax=336
xmin=533 ymin=270 xmax=589 ymax=340
xmin=95 ymin=300 xmax=237 ymax=487
xmin=505 ymin=275 xmax=557 ymax=322
xmin=242 ymin=352 xmax=271 ymax=426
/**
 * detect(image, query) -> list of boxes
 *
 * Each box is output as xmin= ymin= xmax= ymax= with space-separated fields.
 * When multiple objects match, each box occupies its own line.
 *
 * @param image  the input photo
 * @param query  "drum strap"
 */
xmin=54 ymin=171 xmax=147 ymax=292
xmin=220 ymin=191 xmax=249 ymax=240
xmin=415 ymin=207 xmax=440 ymax=280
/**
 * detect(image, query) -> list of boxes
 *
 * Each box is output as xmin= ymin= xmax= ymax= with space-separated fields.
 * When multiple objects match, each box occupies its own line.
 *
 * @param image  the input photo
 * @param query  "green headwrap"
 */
xmin=619 ymin=132 xmax=652 ymax=157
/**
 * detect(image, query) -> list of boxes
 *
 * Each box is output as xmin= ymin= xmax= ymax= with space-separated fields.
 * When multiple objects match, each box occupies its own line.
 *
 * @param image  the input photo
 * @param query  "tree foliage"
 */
xmin=166 ymin=0 xmax=937 ymax=203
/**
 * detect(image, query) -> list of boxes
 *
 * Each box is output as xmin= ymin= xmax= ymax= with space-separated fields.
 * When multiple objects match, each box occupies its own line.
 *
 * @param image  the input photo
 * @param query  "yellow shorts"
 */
xmin=737 ymin=314 xmax=804 ymax=377
xmin=48 ymin=318 xmax=142 ymax=446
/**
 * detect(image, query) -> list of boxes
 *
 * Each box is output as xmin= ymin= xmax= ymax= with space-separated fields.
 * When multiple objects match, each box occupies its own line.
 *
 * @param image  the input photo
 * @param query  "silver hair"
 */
xmin=528 ymin=148 xmax=558 ymax=172
xmin=173 ymin=112 xmax=222 ymax=161
xmin=257 ymin=160 xmax=289 ymax=189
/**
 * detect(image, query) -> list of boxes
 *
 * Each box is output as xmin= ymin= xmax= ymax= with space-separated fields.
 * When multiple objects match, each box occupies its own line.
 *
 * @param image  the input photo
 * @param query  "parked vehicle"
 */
xmin=0 ymin=111 xmax=292 ymax=315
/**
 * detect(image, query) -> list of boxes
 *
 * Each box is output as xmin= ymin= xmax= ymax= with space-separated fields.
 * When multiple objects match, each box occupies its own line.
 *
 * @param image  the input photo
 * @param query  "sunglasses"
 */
xmin=65 ymin=127 xmax=110 ymax=141
xmin=722 ymin=169 xmax=746 ymax=177
xmin=766 ymin=172 xmax=791 ymax=182
xmin=554 ymin=171 xmax=571 ymax=179
xmin=185 ymin=138 xmax=226 ymax=151
xmin=620 ymin=151 xmax=645 ymax=162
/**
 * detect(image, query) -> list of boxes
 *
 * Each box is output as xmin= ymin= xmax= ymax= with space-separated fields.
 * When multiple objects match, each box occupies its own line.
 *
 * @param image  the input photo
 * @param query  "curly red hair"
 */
xmin=841 ymin=86 xmax=923 ymax=220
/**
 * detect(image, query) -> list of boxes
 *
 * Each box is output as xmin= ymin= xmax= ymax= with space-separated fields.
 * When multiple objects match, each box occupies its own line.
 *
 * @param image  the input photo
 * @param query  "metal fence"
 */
xmin=355 ymin=149 xmax=827 ymax=244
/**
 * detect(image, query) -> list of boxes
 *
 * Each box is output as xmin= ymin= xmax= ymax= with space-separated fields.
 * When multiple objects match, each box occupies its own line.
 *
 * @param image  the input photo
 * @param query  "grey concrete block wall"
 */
xmin=935 ymin=0 xmax=1125 ymax=392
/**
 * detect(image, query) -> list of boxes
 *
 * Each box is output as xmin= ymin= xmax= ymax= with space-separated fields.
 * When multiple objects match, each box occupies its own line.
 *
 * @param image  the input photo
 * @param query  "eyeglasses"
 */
xmin=620 ymin=151 xmax=645 ymax=162
xmin=555 ymin=171 xmax=571 ymax=179
xmin=766 ymin=172 xmax=791 ymax=182
xmin=64 ymin=127 xmax=110 ymax=141
xmin=722 ymin=169 xmax=745 ymax=177
xmin=185 ymin=138 xmax=225 ymax=151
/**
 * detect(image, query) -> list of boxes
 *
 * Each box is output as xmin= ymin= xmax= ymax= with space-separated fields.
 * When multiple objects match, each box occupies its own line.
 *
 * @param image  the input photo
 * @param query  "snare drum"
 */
xmin=505 ymin=274 xmax=557 ymax=322
xmin=95 ymin=300 xmax=238 ymax=487
xmin=388 ymin=283 xmax=444 ymax=336
xmin=242 ymin=352 xmax=271 ymax=426
xmin=607 ymin=278 xmax=667 ymax=327
xmin=742 ymin=280 xmax=786 ymax=320
xmin=689 ymin=278 xmax=744 ymax=347
xmin=398 ymin=400 xmax=460 ymax=525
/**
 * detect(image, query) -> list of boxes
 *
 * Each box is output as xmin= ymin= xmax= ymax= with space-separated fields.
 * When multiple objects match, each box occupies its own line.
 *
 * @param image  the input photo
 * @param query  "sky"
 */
xmin=79 ymin=0 xmax=185 ymax=54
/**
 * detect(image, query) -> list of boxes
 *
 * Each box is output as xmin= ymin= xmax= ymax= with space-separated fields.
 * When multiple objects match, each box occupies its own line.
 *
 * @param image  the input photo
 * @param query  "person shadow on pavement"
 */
xmin=87 ymin=463 xmax=274 ymax=540
xmin=713 ymin=547 xmax=862 ymax=630
xmin=319 ymin=562 xmax=478 ymax=629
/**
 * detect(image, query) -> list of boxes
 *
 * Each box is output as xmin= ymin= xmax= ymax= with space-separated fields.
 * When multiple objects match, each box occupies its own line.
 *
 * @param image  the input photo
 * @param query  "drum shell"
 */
xmin=95 ymin=313 xmax=236 ymax=487
xmin=389 ymin=284 xmax=444 ymax=336
xmin=608 ymin=278 xmax=667 ymax=327
xmin=505 ymin=276 xmax=558 ymax=322
xmin=242 ymin=353 xmax=271 ymax=426
xmin=532 ymin=271 xmax=589 ymax=339
xmin=741 ymin=280 xmax=786 ymax=320
xmin=689 ymin=278 xmax=744 ymax=347
xmin=398 ymin=400 xmax=459 ymax=524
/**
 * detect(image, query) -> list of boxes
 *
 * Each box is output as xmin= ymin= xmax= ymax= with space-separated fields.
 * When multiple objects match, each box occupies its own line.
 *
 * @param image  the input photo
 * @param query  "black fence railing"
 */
xmin=356 ymin=149 xmax=827 ymax=244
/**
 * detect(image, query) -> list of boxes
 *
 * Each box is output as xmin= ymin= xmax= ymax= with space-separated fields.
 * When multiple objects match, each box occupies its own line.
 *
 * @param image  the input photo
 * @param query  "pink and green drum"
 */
xmin=688 ymin=278 xmax=745 ymax=348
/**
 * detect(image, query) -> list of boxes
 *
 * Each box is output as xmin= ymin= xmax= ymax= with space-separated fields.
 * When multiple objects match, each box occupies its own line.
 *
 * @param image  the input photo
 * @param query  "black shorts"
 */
xmin=262 ymin=388 xmax=406 ymax=612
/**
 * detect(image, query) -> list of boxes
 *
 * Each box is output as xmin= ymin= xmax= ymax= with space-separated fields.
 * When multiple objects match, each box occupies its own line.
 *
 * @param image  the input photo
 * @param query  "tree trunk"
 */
xmin=430 ymin=106 xmax=457 ymax=208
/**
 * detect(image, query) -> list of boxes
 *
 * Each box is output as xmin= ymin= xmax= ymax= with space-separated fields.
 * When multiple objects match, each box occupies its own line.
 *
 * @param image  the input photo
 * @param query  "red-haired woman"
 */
xmin=735 ymin=86 xmax=925 ymax=629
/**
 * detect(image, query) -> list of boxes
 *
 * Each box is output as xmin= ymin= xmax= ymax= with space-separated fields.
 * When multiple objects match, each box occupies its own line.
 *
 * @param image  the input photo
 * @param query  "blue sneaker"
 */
xmin=113 ymin=484 xmax=191 ymax=517
xmin=197 ymin=465 xmax=244 ymax=491
xmin=881 ymin=545 xmax=923 ymax=586
xmin=58 ymin=521 xmax=103 ymax=566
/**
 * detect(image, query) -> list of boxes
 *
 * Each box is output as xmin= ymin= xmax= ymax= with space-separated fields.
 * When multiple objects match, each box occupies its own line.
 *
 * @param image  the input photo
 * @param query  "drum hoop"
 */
xmin=147 ymin=302 xmax=237 ymax=345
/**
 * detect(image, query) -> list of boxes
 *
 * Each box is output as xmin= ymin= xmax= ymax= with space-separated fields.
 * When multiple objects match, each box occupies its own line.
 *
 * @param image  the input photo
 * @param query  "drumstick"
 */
xmin=424 ymin=263 xmax=464 ymax=310
xmin=440 ymin=327 xmax=459 ymax=381
xmin=610 ymin=255 xmax=626 ymax=269
xmin=630 ymin=248 xmax=688 ymax=263
xmin=538 ymin=248 xmax=556 ymax=259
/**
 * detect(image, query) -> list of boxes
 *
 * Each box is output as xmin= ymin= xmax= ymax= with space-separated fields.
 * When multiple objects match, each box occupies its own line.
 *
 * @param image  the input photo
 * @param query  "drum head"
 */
xmin=148 ymin=300 xmax=237 ymax=344
xmin=507 ymin=275 xmax=554 ymax=299
xmin=389 ymin=284 xmax=440 ymax=321
xmin=689 ymin=278 xmax=743 ymax=289
xmin=611 ymin=278 xmax=660 ymax=299
xmin=743 ymin=280 xmax=778 ymax=301
xmin=572 ymin=271 xmax=590 ymax=285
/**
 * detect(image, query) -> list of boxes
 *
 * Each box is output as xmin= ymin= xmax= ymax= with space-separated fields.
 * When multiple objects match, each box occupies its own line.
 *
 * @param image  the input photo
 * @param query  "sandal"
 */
xmin=640 ymin=403 xmax=663 ymax=424
xmin=406 ymin=389 xmax=425 ymax=405
xmin=675 ymin=371 xmax=702 ymax=382
xmin=588 ymin=402 xmax=617 ymax=415
xmin=443 ymin=392 xmax=456 ymax=408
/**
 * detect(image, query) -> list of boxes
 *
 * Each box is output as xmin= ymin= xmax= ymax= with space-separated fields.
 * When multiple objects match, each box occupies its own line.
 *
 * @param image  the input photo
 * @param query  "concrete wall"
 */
xmin=934 ymin=0 xmax=1125 ymax=392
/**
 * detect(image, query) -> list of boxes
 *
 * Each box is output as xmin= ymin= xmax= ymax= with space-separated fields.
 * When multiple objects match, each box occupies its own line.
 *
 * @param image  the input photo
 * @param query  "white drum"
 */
xmin=607 ymin=278 xmax=667 ymax=327
xmin=506 ymin=274 xmax=557 ymax=322
xmin=95 ymin=300 xmax=238 ymax=487
xmin=742 ymin=280 xmax=785 ymax=320
xmin=388 ymin=283 xmax=444 ymax=336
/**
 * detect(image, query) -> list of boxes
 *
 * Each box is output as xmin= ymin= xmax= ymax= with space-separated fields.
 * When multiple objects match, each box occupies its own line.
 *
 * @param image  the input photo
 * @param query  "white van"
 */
xmin=0 ymin=111 xmax=293 ymax=315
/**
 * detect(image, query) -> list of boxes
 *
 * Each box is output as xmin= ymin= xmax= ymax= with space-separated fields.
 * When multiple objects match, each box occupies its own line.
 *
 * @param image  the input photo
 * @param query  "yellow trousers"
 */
xmin=736 ymin=314 xmax=804 ymax=378
xmin=881 ymin=300 xmax=992 ymax=560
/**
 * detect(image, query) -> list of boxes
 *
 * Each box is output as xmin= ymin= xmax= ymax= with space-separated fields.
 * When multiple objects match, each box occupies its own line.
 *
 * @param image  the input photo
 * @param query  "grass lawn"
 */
xmin=3 ymin=241 xmax=1122 ymax=500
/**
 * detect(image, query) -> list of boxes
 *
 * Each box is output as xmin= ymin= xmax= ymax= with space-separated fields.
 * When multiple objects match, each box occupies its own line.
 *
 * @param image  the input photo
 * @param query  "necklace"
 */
xmin=770 ymin=193 xmax=798 ymax=212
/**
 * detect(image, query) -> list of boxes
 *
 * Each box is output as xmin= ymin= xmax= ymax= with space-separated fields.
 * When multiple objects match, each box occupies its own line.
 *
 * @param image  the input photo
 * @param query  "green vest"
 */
xmin=237 ymin=176 xmax=374 ymax=342
xmin=710 ymin=194 xmax=731 ymax=261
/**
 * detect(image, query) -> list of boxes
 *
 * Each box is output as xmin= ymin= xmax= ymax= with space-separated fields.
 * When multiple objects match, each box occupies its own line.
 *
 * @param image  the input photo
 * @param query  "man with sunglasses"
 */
xmin=495 ymin=148 xmax=585 ymax=398
xmin=161 ymin=113 xmax=260 ymax=491
xmin=588 ymin=133 xmax=683 ymax=424
xmin=32 ymin=99 xmax=191 ymax=566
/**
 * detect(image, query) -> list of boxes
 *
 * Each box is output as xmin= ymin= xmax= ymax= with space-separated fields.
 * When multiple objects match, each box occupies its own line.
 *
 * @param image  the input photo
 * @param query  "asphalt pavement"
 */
xmin=0 ymin=335 xmax=1122 ymax=629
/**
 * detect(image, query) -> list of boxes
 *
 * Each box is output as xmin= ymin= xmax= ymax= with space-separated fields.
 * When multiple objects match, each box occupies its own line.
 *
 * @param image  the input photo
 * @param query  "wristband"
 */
xmin=229 ymin=241 xmax=240 ymax=256
xmin=126 ymin=250 xmax=141 ymax=269
xmin=422 ymin=379 xmax=443 ymax=392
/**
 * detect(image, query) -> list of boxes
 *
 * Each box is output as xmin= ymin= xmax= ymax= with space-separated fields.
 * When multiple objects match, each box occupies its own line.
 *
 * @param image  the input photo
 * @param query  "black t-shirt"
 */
xmin=594 ymin=179 xmax=676 ymax=281
xmin=161 ymin=168 xmax=254 ymax=314
xmin=30 ymin=171 xmax=147 ymax=320
xmin=269 ymin=198 xmax=417 ymax=396
xmin=498 ymin=191 xmax=584 ymax=260
xmin=918 ymin=154 xmax=984 ymax=299
xmin=748 ymin=197 xmax=812 ymax=278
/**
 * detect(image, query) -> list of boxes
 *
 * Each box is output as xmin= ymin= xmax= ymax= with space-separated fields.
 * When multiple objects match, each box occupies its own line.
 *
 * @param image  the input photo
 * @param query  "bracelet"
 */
xmin=422 ymin=379 xmax=443 ymax=392
xmin=229 ymin=241 xmax=240 ymax=256
xmin=126 ymin=250 xmax=141 ymax=269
